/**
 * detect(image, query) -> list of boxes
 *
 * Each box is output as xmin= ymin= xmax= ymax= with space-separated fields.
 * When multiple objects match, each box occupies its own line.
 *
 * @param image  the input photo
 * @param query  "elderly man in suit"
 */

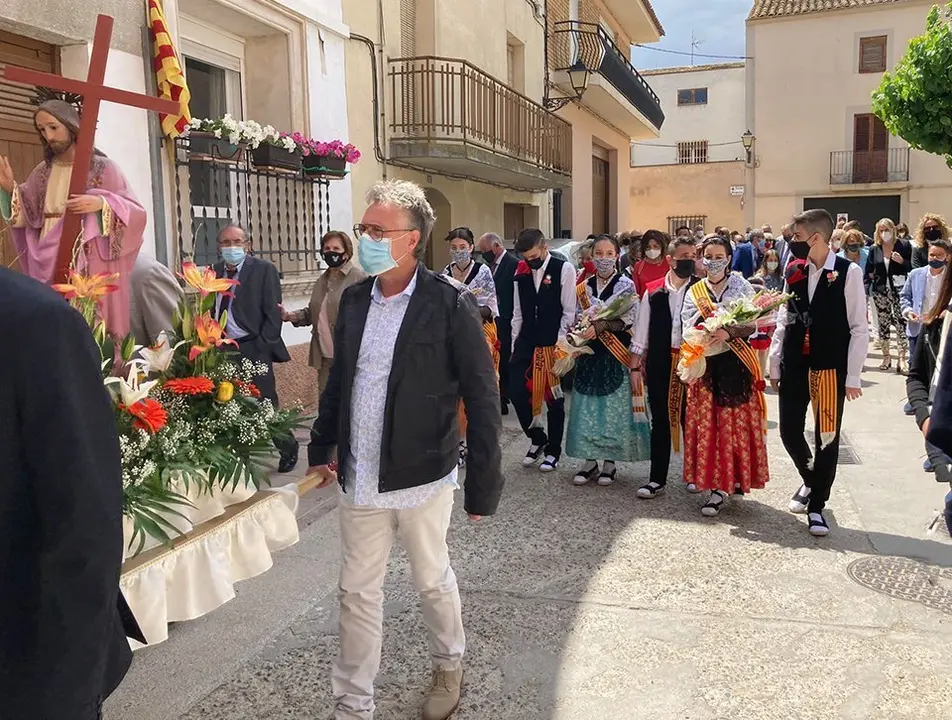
xmin=215 ymin=224 xmax=298 ymax=472
xmin=0 ymin=268 xmax=142 ymax=720
xmin=478 ymin=231 xmax=518 ymax=414
xmin=128 ymin=253 xmax=184 ymax=346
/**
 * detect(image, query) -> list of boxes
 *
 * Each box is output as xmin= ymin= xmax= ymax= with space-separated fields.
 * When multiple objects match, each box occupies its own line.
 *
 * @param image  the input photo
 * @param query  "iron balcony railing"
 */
xmin=170 ymin=137 xmax=332 ymax=277
xmin=549 ymin=20 xmax=664 ymax=130
xmin=830 ymin=148 xmax=910 ymax=185
xmin=388 ymin=56 xmax=573 ymax=175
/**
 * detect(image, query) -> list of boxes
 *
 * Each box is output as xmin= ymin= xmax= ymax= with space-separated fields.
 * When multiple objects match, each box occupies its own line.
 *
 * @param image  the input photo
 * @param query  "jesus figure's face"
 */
xmin=34 ymin=110 xmax=73 ymax=156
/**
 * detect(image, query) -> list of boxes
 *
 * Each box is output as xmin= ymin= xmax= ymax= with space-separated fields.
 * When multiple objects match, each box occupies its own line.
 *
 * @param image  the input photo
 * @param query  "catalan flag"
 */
xmin=148 ymin=0 xmax=191 ymax=137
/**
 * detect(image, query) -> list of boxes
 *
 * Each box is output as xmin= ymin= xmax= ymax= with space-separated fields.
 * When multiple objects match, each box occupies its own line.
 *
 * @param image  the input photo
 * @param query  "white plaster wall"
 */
xmin=631 ymin=64 xmax=747 ymax=167
xmin=59 ymin=44 xmax=158 ymax=257
xmin=305 ymin=22 xmax=354 ymax=233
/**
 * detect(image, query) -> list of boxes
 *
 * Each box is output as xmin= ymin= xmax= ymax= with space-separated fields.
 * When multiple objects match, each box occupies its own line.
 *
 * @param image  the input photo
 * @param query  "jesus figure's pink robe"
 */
xmin=0 ymin=154 xmax=146 ymax=337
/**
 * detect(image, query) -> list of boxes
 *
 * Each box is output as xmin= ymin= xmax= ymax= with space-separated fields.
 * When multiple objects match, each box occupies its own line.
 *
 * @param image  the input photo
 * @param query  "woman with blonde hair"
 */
xmin=911 ymin=213 xmax=951 ymax=269
xmin=867 ymin=218 xmax=912 ymax=372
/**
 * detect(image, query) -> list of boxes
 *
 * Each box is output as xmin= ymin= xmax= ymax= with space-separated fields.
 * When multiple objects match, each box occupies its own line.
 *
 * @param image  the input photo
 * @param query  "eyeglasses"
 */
xmin=353 ymin=223 xmax=415 ymax=242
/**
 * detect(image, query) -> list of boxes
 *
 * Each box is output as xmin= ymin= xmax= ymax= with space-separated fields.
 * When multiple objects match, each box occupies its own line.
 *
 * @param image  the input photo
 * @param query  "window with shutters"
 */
xmin=852 ymin=113 xmax=889 ymax=183
xmin=677 ymin=140 xmax=709 ymax=164
xmin=677 ymin=87 xmax=708 ymax=106
xmin=859 ymin=36 xmax=887 ymax=73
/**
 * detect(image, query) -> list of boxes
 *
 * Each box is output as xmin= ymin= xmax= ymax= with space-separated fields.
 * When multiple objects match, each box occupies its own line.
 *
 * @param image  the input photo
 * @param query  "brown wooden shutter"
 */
xmin=0 ymin=30 xmax=58 ymax=271
xmin=859 ymin=36 xmax=887 ymax=73
xmin=854 ymin=114 xmax=872 ymax=152
xmin=871 ymin=116 xmax=888 ymax=151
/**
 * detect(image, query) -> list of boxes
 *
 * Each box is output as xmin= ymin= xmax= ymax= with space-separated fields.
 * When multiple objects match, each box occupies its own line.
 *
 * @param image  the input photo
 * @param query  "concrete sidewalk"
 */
xmin=105 ymin=358 xmax=952 ymax=720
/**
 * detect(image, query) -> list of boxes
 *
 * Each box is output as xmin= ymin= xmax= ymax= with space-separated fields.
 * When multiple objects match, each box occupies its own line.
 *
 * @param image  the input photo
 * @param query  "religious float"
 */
xmin=55 ymin=265 xmax=309 ymax=649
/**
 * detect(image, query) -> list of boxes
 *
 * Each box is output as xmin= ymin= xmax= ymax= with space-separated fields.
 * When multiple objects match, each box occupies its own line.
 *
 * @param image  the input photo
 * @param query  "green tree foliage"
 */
xmin=872 ymin=3 xmax=952 ymax=167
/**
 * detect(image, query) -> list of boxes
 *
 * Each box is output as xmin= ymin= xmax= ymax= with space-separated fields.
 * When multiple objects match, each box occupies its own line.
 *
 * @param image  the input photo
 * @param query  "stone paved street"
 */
xmin=105 ymin=357 xmax=952 ymax=720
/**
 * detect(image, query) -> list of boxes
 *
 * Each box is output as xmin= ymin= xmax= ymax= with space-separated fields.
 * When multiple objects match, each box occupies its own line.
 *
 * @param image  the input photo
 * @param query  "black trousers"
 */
xmin=497 ymin=318 xmax=512 ymax=405
xmin=238 ymin=340 xmax=298 ymax=462
xmin=646 ymin=361 xmax=680 ymax=486
xmin=509 ymin=341 xmax=565 ymax=457
xmin=778 ymin=368 xmax=846 ymax=513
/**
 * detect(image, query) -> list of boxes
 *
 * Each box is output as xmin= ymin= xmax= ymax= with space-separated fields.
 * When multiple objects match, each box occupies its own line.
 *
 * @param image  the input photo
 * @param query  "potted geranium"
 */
xmin=186 ymin=116 xmax=267 ymax=162
xmin=250 ymin=127 xmax=302 ymax=171
xmin=292 ymin=134 xmax=360 ymax=175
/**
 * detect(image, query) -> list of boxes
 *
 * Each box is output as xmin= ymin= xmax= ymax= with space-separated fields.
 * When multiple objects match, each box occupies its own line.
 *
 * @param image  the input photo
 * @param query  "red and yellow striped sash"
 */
xmin=576 ymin=282 xmax=632 ymax=368
xmin=668 ymin=348 xmax=685 ymax=453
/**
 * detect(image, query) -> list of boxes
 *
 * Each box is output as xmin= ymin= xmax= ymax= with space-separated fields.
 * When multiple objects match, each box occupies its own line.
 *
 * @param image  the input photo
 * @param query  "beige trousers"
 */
xmin=332 ymin=485 xmax=464 ymax=720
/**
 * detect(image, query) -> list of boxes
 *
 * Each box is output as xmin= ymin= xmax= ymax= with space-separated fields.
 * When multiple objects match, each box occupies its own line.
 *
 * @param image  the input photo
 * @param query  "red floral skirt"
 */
xmin=683 ymin=380 xmax=769 ymax=494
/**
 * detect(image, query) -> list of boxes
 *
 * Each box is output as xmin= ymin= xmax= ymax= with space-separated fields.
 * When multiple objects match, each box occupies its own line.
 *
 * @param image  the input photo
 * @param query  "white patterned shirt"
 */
xmin=342 ymin=272 xmax=458 ymax=509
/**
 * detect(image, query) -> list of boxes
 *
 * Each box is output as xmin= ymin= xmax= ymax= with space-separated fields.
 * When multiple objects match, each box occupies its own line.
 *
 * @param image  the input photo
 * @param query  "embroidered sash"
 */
xmin=482 ymin=319 xmax=500 ymax=376
xmin=690 ymin=281 xmax=768 ymax=433
xmin=576 ymin=283 xmax=631 ymax=368
xmin=667 ymin=348 xmax=685 ymax=453
xmin=530 ymin=346 xmax=563 ymax=419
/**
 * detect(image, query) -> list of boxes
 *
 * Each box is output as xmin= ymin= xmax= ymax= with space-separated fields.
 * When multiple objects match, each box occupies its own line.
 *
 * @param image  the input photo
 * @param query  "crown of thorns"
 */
xmin=30 ymin=87 xmax=84 ymax=114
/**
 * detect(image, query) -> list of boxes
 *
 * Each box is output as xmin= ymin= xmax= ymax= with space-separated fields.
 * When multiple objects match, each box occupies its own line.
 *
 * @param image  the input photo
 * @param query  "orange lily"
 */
xmin=52 ymin=271 xmax=120 ymax=302
xmin=179 ymin=261 xmax=239 ymax=297
xmin=680 ymin=340 xmax=707 ymax=368
xmin=189 ymin=312 xmax=238 ymax=361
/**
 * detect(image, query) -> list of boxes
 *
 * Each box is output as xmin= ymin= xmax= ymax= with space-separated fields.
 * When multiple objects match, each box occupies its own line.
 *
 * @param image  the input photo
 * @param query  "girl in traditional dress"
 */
xmin=681 ymin=236 xmax=769 ymax=516
xmin=566 ymin=235 xmax=651 ymax=486
xmin=444 ymin=227 xmax=499 ymax=466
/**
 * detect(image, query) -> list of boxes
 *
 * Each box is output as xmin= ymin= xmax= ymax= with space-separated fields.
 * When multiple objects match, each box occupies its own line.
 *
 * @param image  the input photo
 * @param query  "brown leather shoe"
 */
xmin=421 ymin=666 xmax=463 ymax=720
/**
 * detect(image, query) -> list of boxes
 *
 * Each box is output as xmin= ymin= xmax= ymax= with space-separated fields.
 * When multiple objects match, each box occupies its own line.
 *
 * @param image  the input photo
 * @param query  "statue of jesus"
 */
xmin=0 ymin=99 xmax=146 ymax=337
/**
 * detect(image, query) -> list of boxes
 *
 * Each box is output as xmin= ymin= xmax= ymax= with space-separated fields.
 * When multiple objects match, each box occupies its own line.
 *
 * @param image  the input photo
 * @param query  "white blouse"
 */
xmin=444 ymin=261 xmax=499 ymax=318
xmin=681 ymin=273 xmax=754 ymax=330
xmin=577 ymin=272 xmax=639 ymax=328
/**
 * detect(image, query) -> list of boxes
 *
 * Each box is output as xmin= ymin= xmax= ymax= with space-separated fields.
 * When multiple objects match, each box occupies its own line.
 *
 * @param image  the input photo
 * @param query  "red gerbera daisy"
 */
xmin=234 ymin=380 xmax=263 ymax=399
xmin=125 ymin=398 xmax=168 ymax=433
xmin=165 ymin=376 xmax=216 ymax=395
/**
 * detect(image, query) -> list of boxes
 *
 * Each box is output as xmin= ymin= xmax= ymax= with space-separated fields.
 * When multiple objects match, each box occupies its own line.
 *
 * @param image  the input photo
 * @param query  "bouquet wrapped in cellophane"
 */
xmin=552 ymin=292 xmax=636 ymax=377
xmin=677 ymin=289 xmax=793 ymax=384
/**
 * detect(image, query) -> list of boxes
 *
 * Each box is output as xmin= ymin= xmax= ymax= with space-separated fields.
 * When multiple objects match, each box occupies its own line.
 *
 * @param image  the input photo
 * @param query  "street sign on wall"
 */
xmin=730 ymin=185 xmax=745 ymax=196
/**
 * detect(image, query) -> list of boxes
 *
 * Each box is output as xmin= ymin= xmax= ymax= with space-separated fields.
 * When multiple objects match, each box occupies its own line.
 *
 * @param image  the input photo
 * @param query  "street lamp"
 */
xmin=544 ymin=59 xmax=591 ymax=111
xmin=741 ymin=129 xmax=755 ymax=164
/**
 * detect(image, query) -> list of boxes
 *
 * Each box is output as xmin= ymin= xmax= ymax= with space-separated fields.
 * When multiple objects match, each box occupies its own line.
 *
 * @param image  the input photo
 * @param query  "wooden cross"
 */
xmin=2 ymin=14 xmax=179 ymax=283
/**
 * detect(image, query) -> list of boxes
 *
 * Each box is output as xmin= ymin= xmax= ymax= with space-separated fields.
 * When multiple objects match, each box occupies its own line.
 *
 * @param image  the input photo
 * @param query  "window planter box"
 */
xmin=302 ymin=153 xmax=347 ymax=175
xmin=187 ymin=131 xmax=245 ymax=162
xmin=251 ymin=144 xmax=303 ymax=171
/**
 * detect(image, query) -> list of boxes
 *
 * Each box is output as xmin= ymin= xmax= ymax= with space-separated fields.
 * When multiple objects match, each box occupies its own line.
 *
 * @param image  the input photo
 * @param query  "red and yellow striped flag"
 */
xmin=148 ymin=0 xmax=191 ymax=137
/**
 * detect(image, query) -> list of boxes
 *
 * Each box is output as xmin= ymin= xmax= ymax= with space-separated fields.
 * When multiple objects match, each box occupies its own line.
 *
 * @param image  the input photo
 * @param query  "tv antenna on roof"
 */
xmin=691 ymin=31 xmax=703 ymax=65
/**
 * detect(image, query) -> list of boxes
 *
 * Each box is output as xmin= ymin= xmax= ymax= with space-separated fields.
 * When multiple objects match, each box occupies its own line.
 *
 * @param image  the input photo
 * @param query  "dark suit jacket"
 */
xmin=215 ymin=255 xmax=290 ymax=363
xmin=867 ymin=239 xmax=912 ymax=294
xmin=0 ymin=269 xmax=134 ymax=720
xmin=308 ymin=264 xmax=504 ymax=516
xmin=491 ymin=250 xmax=518 ymax=322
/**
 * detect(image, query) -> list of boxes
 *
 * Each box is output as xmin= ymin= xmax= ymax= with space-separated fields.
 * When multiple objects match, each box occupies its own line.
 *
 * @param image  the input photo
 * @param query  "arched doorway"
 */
xmin=424 ymin=187 xmax=451 ymax=270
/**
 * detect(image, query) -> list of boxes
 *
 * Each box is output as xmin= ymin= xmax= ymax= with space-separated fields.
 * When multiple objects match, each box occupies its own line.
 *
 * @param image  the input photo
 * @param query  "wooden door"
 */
xmin=592 ymin=156 xmax=609 ymax=236
xmin=0 ymin=30 xmax=58 ymax=271
xmin=853 ymin=113 xmax=888 ymax=183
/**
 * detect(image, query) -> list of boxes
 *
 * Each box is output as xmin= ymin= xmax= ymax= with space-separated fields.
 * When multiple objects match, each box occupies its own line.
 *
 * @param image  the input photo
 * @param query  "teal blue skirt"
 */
xmin=565 ymin=350 xmax=652 ymax=462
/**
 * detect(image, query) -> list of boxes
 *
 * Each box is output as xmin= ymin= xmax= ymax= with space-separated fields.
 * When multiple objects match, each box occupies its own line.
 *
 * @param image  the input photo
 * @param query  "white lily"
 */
xmin=140 ymin=332 xmax=185 ymax=374
xmin=104 ymin=362 xmax=158 ymax=406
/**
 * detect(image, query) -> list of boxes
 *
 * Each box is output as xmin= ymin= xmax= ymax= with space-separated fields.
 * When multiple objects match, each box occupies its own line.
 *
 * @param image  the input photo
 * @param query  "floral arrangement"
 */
xmin=188 ymin=115 xmax=270 ymax=149
xmin=552 ymin=293 xmax=636 ymax=377
xmin=54 ymin=263 xmax=306 ymax=554
xmin=677 ymin=290 xmax=792 ymax=384
xmin=289 ymin=133 xmax=361 ymax=163
xmin=260 ymin=127 xmax=298 ymax=153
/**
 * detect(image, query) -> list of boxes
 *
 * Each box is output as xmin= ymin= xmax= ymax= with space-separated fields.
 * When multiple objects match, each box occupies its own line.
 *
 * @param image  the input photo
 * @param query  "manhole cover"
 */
xmin=803 ymin=432 xmax=860 ymax=464
xmin=847 ymin=556 xmax=952 ymax=614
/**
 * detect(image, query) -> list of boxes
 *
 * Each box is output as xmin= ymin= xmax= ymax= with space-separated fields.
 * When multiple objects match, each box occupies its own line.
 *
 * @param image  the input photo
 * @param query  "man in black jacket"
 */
xmin=308 ymin=180 xmax=502 ymax=720
xmin=214 ymin=225 xmax=297 ymax=472
xmin=477 ymin=231 xmax=518 ymax=414
xmin=0 ymin=269 xmax=138 ymax=719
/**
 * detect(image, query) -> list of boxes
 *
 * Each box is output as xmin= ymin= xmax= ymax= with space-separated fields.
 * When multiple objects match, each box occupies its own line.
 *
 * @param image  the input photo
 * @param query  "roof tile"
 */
xmin=748 ymin=0 xmax=913 ymax=21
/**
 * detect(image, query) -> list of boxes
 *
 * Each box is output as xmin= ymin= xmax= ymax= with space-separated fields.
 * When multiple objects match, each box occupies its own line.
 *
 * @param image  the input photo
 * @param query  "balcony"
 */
xmin=170 ymin=137 xmax=332 ymax=279
xmin=549 ymin=21 xmax=664 ymax=138
xmin=387 ymin=57 xmax=573 ymax=190
xmin=830 ymin=148 xmax=910 ymax=186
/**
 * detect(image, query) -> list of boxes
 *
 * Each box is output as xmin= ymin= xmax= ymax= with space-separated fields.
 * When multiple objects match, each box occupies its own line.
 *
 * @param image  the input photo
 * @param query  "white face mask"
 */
xmin=766 ymin=261 xmax=779 ymax=272
xmin=881 ymin=231 xmax=893 ymax=242
xmin=646 ymin=248 xmax=662 ymax=260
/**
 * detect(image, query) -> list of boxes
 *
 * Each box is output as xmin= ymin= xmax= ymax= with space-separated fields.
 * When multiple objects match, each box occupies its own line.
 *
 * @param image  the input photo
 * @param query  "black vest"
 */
xmin=781 ymin=255 xmax=852 ymax=373
xmin=645 ymin=276 xmax=697 ymax=378
xmin=515 ymin=255 xmax=566 ymax=347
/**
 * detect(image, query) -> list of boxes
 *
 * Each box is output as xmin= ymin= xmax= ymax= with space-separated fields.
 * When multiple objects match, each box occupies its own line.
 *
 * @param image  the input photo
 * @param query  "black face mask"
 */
xmin=789 ymin=242 xmax=810 ymax=260
xmin=322 ymin=251 xmax=346 ymax=268
xmin=526 ymin=256 xmax=545 ymax=270
xmin=929 ymin=259 xmax=948 ymax=270
xmin=481 ymin=250 xmax=496 ymax=264
xmin=845 ymin=244 xmax=862 ymax=253
xmin=925 ymin=227 xmax=943 ymax=242
xmin=673 ymin=258 xmax=695 ymax=279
